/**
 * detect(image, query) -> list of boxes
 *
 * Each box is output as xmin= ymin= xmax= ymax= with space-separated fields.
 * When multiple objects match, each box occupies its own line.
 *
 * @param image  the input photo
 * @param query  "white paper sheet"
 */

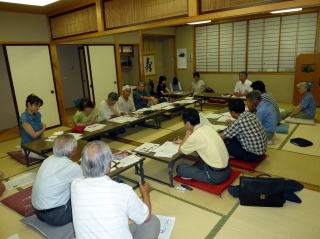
xmin=184 ymin=96 xmax=194 ymax=100
xmin=84 ymin=123 xmax=106 ymax=132
xmin=174 ymin=99 xmax=197 ymax=104
xmin=108 ymin=116 xmax=139 ymax=123
xmin=67 ymin=133 xmax=83 ymax=140
xmin=115 ymin=154 xmax=141 ymax=167
xmin=53 ymin=131 xmax=64 ymax=136
xmin=156 ymin=215 xmax=176 ymax=239
xmin=135 ymin=143 xmax=160 ymax=153
xmin=217 ymin=116 xmax=234 ymax=122
xmin=4 ymin=172 xmax=36 ymax=190
xmin=6 ymin=234 xmax=20 ymax=239
xmin=206 ymin=113 xmax=222 ymax=119
xmin=153 ymin=141 xmax=180 ymax=158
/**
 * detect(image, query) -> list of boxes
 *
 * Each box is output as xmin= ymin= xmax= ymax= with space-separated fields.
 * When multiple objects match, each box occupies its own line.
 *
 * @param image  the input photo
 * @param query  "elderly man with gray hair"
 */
xmin=99 ymin=91 xmax=122 ymax=120
xmin=32 ymin=134 xmax=82 ymax=226
xmin=71 ymin=141 xmax=160 ymax=239
xmin=246 ymin=91 xmax=278 ymax=142
xmin=118 ymin=85 xmax=136 ymax=114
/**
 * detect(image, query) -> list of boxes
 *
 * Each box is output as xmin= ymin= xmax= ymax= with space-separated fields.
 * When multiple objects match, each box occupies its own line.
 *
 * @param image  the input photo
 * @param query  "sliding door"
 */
xmin=85 ymin=45 xmax=118 ymax=105
xmin=5 ymin=45 xmax=60 ymax=127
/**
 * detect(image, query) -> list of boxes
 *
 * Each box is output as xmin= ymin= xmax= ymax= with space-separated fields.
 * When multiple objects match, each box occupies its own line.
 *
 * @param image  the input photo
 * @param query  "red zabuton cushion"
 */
xmin=7 ymin=151 xmax=39 ymax=166
xmin=229 ymin=154 xmax=268 ymax=170
xmin=207 ymin=99 xmax=228 ymax=104
xmin=1 ymin=186 xmax=35 ymax=217
xmin=174 ymin=170 xmax=240 ymax=195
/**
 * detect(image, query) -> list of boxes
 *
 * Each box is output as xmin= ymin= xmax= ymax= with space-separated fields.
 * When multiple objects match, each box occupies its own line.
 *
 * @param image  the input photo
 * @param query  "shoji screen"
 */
xmin=5 ymin=45 xmax=60 ymax=127
xmin=85 ymin=45 xmax=118 ymax=105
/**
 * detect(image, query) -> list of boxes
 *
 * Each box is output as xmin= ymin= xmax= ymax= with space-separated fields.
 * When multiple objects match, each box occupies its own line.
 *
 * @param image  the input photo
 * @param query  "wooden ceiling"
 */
xmin=0 ymin=0 xmax=92 ymax=14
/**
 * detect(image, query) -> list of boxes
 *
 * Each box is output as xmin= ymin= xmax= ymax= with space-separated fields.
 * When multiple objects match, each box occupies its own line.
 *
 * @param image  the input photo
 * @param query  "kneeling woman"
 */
xmin=73 ymin=99 xmax=99 ymax=126
xmin=174 ymin=108 xmax=231 ymax=185
xmin=281 ymin=82 xmax=316 ymax=120
xmin=20 ymin=94 xmax=46 ymax=158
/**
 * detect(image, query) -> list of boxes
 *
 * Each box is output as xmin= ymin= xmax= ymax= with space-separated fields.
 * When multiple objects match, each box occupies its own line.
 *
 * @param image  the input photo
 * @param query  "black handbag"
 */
xmin=290 ymin=138 xmax=313 ymax=147
xmin=239 ymin=174 xmax=285 ymax=207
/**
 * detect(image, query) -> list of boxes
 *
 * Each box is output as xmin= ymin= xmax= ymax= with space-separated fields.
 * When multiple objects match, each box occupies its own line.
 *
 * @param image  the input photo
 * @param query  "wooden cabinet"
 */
xmin=293 ymin=53 xmax=320 ymax=106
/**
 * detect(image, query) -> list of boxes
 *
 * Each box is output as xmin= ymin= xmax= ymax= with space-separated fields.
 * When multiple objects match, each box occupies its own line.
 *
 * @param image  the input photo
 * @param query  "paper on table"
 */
xmin=162 ymin=105 xmax=175 ymax=110
xmin=6 ymin=234 xmax=20 ymax=239
xmin=184 ymin=96 xmax=194 ymax=100
xmin=109 ymin=116 xmax=139 ymax=123
xmin=4 ymin=172 xmax=36 ymax=190
xmin=174 ymin=99 xmax=197 ymax=104
xmin=84 ymin=123 xmax=106 ymax=132
xmin=67 ymin=133 xmax=82 ymax=140
xmin=221 ymin=112 xmax=232 ymax=117
xmin=135 ymin=143 xmax=160 ymax=153
xmin=116 ymin=154 xmax=141 ymax=167
xmin=53 ymin=131 xmax=64 ymax=136
xmin=156 ymin=215 xmax=176 ymax=239
xmin=135 ymin=107 xmax=152 ymax=113
xmin=217 ymin=116 xmax=234 ymax=122
xmin=232 ymin=95 xmax=246 ymax=99
xmin=206 ymin=113 xmax=222 ymax=119
xmin=153 ymin=141 xmax=180 ymax=158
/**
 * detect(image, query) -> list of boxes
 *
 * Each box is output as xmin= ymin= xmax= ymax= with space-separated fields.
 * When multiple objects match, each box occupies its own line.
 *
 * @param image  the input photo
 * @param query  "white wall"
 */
xmin=0 ymin=11 xmax=50 ymax=42
xmin=0 ymin=46 xmax=18 ymax=131
xmin=57 ymin=45 xmax=84 ymax=108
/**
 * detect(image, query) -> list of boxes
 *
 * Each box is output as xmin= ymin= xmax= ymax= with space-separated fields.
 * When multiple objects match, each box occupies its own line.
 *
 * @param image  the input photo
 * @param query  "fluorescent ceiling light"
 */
xmin=187 ymin=20 xmax=212 ymax=25
xmin=0 ymin=0 xmax=59 ymax=6
xmin=270 ymin=8 xmax=302 ymax=14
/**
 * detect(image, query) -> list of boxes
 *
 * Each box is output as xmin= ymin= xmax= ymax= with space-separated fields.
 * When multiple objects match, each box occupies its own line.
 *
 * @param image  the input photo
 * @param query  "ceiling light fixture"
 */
xmin=0 ymin=0 xmax=59 ymax=6
xmin=270 ymin=8 xmax=302 ymax=14
xmin=187 ymin=20 xmax=212 ymax=25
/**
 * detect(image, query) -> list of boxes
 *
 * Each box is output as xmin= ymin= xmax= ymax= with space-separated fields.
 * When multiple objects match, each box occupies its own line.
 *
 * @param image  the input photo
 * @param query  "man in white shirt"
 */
xmin=32 ymin=134 xmax=82 ymax=226
xmin=118 ymin=85 xmax=136 ymax=114
xmin=99 ymin=92 xmax=121 ymax=120
xmin=174 ymin=108 xmax=231 ymax=184
xmin=71 ymin=141 xmax=160 ymax=239
xmin=234 ymin=71 xmax=252 ymax=97
xmin=191 ymin=72 xmax=205 ymax=95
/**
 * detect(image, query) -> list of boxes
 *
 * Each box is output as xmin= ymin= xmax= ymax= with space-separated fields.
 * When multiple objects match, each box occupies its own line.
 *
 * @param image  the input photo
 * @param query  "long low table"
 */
xmin=21 ymin=139 xmax=145 ymax=189
xmin=195 ymin=92 xmax=245 ymax=101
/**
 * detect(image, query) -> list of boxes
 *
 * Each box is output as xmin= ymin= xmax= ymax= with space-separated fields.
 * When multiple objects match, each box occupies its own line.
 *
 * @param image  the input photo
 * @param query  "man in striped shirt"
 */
xmin=251 ymin=80 xmax=281 ymax=123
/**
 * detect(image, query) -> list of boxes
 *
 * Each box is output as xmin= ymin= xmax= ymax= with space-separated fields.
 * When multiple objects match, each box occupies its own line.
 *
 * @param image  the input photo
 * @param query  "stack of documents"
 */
xmin=84 ymin=123 xmax=106 ymax=132
xmin=135 ymin=143 xmax=160 ymax=153
xmin=67 ymin=133 xmax=83 ymax=140
xmin=156 ymin=215 xmax=176 ymax=239
xmin=153 ymin=141 xmax=180 ymax=158
xmin=45 ymin=131 xmax=64 ymax=142
xmin=112 ymin=150 xmax=141 ymax=167
xmin=134 ymin=108 xmax=152 ymax=113
xmin=217 ymin=116 xmax=234 ymax=123
xmin=206 ymin=113 xmax=222 ymax=119
xmin=108 ymin=116 xmax=139 ymax=123
xmin=150 ymin=102 xmax=173 ymax=110
xmin=174 ymin=99 xmax=197 ymax=104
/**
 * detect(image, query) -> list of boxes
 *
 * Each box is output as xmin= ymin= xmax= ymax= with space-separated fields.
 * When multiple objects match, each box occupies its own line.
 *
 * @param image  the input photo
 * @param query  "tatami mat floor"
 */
xmin=0 ymin=103 xmax=319 ymax=239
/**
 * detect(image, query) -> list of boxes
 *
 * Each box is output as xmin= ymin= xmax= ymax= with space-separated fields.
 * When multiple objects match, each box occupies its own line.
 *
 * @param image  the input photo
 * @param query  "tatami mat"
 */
xmin=258 ymin=148 xmax=320 ymax=186
xmin=268 ymin=123 xmax=297 ymax=149
xmin=150 ymin=190 xmax=222 ymax=239
xmin=214 ymin=189 xmax=320 ymax=239
xmin=282 ymin=124 xmax=320 ymax=157
xmin=121 ymin=158 xmax=239 ymax=216
xmin=160 ymin=116 xmax=184 ymax=131
xmin=119 ymin=126 xmax=173 ymax=143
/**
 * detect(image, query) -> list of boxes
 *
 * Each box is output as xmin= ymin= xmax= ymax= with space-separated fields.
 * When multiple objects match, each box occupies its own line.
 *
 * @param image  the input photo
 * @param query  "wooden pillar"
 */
xmin=139 ymin=30 xmax=145 ymax=82
xmin=114 ymin=34 xmax=123 ymax=93
xmin=188 ymin=0 xmax=198 ymax=17
xmin=95 ymin=0 xmax=105 ymax=32
xmin=49 ymin=44 xmax=68 ymax=125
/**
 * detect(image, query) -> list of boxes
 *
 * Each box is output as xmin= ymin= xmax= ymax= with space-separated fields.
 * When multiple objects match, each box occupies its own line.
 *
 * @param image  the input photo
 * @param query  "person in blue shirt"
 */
xmin=133 ymin=81 xmax=158 ymax=110
xmin=281 ymin=82 xmax=316 ymax=120
xmin=247 ymin=91 xmax=277 ymax=141
xmin=170 ymin=77 xmax=182 ymax=92
xmin=20 ymin=94 xmax=46 ymax=145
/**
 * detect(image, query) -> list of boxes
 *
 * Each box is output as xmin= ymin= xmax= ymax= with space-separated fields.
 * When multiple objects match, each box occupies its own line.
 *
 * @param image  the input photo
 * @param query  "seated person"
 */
xmin=174 ymin=108 xmax=231 ymax=185
xmin=147 ymin=79 xmax=156 ymax=97
xmin=220 ymin=99 xmax=267 ymax=162
xmin=32 ymin=134 xmax=82 ymax=226
xmin=133 ymin=81 xmax=158 ymax=110
xmin=170 ymin=76 xmax=182 ymax=91
xmin=71 ymin=141 xmax=160 ymax=239
xmin=281 ymin=82 xmax=316 ymax=120
xmin=118 ymin=85 xmax=136 ymax=114
xmin=234 ymin=71 xmax=252 ymax=97
xmin=20 ymin=94 xmax=46 ymax=159
xmin=156 ymin=75 xmax=172 ymax=99
xmin=99 ymin=92 xmax=121 ymax=120
xmin=251 ymin=80 xmax=281 ymax=123
xmin=0 ymin=171 xmax=5 ymax=197
xmin=246 ymin=91 xmax=277 ymax=141
xmin=73 ymin=99 xmax=99 ymax=126
xmin=191 ymin=72 xmax=205 ymax=95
